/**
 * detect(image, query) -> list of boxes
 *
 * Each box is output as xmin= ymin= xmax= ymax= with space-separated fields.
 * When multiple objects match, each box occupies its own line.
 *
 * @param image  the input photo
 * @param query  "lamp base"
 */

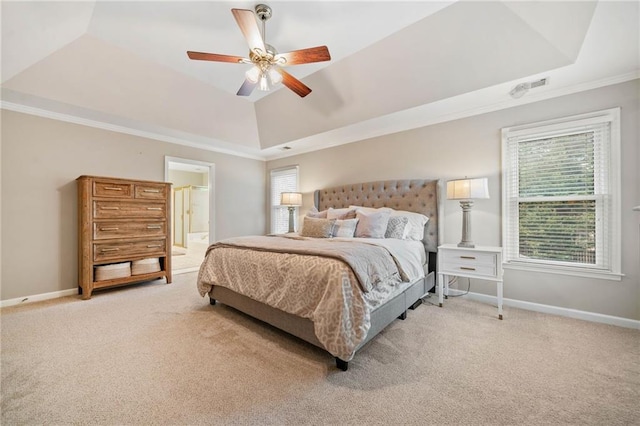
xmin=287 ymin=206 xmax=296 ymax=233
xmin=458 ymin=200 xmax=475 ymax=248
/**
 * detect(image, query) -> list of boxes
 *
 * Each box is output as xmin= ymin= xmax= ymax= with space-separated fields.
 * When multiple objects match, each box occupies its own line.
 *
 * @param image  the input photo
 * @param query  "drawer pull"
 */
xmin=143 ymin=189 xmax=160 ymax=193
xmin=104 ymin=187 xmax=123 ymax=191
xmin=146 ymin=207 xmax=162 ymax=211
xmin=460 ymin=255 xmax=476 ymax=260
xmin=100 ymin=248 xmax=120 ymax=252
xmin=100 ymin=227 xmax=119 ymax=231
xmin=460 ymin=267 xmax=476 ymax=271
xmin=146 ymin=225 xmax=162 ymax=229
xmin=101 ymin=207 xmax=120 ymax=210
xmin=147 ymin=244 xmax=162 ymax=248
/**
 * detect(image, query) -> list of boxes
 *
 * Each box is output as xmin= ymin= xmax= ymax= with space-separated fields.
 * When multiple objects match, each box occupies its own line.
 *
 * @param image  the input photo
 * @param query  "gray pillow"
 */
xmin=385 ymin=216 xmax=409 ymax=239
xmin=300 ymin=217 xmax=335 ymax=238
xmin=354 ymin=209 xmax=391 ymax=238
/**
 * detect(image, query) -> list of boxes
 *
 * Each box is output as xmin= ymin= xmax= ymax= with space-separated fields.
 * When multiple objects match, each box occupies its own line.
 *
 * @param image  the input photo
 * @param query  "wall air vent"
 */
xmin=509 ymin=77 xmax=549 ymax=99
xmin=530 ymin=78 xmax=549 ymax=89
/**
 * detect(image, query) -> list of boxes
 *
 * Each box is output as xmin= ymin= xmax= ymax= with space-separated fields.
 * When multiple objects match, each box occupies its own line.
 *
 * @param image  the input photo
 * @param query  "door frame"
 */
xmin=164 ymin=156 xmax=215 ymax=245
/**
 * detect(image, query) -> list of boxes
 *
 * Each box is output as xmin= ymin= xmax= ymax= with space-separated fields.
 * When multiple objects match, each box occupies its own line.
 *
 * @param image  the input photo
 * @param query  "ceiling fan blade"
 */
xmin=276 ymin=68 xmax=312 ymax=98
xmin=187 ymin=51 xmax=246 ymax=63
xmin=231 ymin=8 xmax=266 ymax=54
xmin=275 ymin=46 xmax=331 ymax=66
xmin=237 ymin=79 xmax=258 ymax=96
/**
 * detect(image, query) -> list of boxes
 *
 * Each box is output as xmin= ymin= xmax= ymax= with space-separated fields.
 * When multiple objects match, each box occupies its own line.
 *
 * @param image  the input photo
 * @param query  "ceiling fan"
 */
xmin=187 ymin=4 xmax=331 ymax=98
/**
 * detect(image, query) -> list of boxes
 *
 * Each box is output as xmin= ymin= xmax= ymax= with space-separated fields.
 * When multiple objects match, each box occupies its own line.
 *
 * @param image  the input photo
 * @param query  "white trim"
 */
xmin=165 ymin=156 xmax=216 ymax=245
xmin=445 ymin=288 xmax=639 ymax=330
xmin=503 ymin=262 xmax=623 ymax=281
xmin=0 ymin=289 xmax=78 ymax=308
xmin=501 ymin=107 xmax=621 ymax=278
xmin=3 ymin=72 xmax=637 ymax=163
xmin=263 ymin=71 xmax=640 ymax=161
xmin=0 ymin=101 xmax=265 ymax=161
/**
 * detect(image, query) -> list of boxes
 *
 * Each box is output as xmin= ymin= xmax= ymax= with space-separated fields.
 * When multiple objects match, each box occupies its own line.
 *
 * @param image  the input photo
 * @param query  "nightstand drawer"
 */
xmin=441 ymin=262 xmax=496 ymax=277
xmin=441 ymin=249 xmax=497 ymax=266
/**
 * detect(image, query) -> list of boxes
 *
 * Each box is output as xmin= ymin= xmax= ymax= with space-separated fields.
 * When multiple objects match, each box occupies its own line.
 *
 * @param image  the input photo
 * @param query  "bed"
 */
xmin=197 ymin=179 xmax=439 ymax=371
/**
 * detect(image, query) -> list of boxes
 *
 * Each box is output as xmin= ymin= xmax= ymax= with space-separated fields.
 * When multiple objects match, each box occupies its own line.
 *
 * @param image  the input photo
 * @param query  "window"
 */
xmin=270 ymin=166 xmax=299 ymax=234
xmin=501 ymin=108 xmax=621 ymax=279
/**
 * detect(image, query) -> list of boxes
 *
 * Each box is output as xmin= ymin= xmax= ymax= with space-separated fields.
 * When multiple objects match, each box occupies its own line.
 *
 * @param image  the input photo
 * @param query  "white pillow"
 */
xmin=354 ymin=209 xmax=391 ymax=238
xmin=390 ymin=210 xmax=429 ymax=241
xmin=351 ymin=205 xmax=427 ymax=240
xmin=332 ymin=218 xmax=359 ymax=238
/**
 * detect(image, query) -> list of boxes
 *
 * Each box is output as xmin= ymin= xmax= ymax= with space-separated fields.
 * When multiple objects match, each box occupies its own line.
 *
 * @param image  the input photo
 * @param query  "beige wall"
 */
xmin=0 ymin=110 xmax=266 ymax=301
xmin=267 ymin=80 xmax=640 ymax=321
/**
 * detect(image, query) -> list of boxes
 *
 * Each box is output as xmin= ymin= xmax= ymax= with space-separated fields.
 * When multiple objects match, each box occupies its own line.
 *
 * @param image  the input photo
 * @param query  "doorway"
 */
xmin=165 ymin=157 xmax=215 ymax=273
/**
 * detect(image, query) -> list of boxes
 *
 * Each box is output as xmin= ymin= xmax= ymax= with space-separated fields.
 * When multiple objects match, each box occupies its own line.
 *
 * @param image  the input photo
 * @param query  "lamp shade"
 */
xmin=280 ymin=192 xmax=302 ymax=206
xmin=446 ymin=178 xmax=489 ymax=200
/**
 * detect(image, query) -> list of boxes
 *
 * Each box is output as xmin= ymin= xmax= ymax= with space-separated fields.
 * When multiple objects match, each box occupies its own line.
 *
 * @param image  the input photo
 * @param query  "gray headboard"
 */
xmin=314 ymin=179 xmax=439 ymax=253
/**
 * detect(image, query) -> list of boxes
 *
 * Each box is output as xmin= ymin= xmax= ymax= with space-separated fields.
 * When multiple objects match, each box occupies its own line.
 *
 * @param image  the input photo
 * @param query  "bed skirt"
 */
xmin=208 ymin=271 xmax=435 ymax=368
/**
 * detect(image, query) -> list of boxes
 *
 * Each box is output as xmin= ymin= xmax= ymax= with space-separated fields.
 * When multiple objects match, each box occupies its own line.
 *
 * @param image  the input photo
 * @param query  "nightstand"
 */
xmin=437 ymin=244 xmax=504 ymax=319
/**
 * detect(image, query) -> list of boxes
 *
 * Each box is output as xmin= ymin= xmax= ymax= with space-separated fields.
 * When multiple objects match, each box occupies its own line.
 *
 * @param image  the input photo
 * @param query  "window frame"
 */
xmin=269 ymin=165 xmax=300 ymax=234
xmin=501 ymin=108 xmax=622 ymax=281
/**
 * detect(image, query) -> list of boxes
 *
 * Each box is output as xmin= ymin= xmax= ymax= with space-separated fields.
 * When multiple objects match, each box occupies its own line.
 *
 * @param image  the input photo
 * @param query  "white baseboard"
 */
xmin=445 ymin=289 xmax=640 ymax=330
xmin=0 ymin=288 xmax=78 ymax=308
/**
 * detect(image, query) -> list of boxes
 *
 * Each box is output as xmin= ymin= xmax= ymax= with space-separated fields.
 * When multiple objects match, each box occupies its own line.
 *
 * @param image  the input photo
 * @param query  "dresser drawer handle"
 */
xmin=101 ymin=207 xmax=120 ymax=210
xmin=100 ymin=248 xmax=119 ymax=252
xmin=146 ymin=225 xmax=162 ymax=229
xmin=143 ymin=189 xmax=160 ymax=193
xmin=146 ymin=207 xmax=162 ymax=211
xmin=147 ymin=244 xmax=162 ymax=248
xmin=100 ymin=227 xmax=119 ymax=231
xmin=460 ymin=256 xmax=476 ymax=260
xmin=104 ymin=187 xmax=123 ymax=191
xmin=460 ymin=267 xmax=476 ymax=271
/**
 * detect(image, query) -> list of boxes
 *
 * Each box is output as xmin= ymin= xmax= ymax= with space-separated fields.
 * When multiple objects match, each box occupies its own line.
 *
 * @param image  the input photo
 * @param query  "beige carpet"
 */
xmin=172 ymin=242 xmax=208 ymax=271
xmin=1 ymin=273 xmax=639 ymax=425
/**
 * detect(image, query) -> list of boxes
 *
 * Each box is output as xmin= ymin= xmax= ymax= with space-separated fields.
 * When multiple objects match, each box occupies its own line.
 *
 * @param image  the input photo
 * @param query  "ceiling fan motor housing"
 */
xmin=255 ymin=4 xmax=272 ymax=21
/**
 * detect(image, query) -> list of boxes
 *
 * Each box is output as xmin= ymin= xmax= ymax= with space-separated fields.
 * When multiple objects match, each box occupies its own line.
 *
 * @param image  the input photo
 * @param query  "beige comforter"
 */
xmin=197 ymin=235 xmax=419 ymax=361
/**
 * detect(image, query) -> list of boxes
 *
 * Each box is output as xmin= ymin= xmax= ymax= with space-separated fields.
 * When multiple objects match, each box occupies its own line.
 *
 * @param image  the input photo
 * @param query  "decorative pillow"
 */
xmin=306 ymin=206 xmax=328 ymax=218
xmin=332 ymin=218 xmax=359 ymax=238
xmin=300 ymin=217 xmax=335 ymax=238
xmin=327 ymin=207 xmax=357 ymax=220
xmin=354 ymin=209 xmax=391 ymax=238
xmin=391 ymin=210 xmax=429 ymax=241
xmin=385 ymin=216 xmax=409 ymax=239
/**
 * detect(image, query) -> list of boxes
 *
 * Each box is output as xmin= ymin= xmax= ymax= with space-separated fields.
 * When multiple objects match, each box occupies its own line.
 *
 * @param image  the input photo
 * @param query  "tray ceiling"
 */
xmin=1 ymin=1 xmax=638 ymax=160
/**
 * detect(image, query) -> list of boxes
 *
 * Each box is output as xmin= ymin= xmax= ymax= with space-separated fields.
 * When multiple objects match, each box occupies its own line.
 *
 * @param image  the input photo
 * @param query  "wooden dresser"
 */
xmin=77 ymin=175 xmax=172 ymax=299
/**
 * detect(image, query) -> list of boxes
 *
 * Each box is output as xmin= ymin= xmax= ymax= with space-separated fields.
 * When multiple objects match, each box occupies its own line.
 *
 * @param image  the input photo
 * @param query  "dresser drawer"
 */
xmin=93 ymin=201 xmax=166 ymax=219
xmin=135 ymin=184 xmax=167 ymax=200
xmin=93 ymin=181 xmax=134 ymax=198
xmin=93 ymin=221 xmax=166 ymax=240
xmin=93 ymin=239 xmax=166 ymax=262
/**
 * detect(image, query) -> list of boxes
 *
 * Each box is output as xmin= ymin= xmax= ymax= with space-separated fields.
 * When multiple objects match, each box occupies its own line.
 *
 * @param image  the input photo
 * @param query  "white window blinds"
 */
xmin=502 ymin=108 xmax=620 ymax=278
xmin=270 ymin=166 xmax=299 ymax=234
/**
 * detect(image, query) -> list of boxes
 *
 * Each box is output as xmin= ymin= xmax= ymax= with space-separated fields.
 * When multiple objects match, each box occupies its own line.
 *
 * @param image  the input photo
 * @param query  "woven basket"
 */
xmin=95 ymin=262 xmax=131 ymax=281
xmin=131 ymin=257 xmax=161 ymax=275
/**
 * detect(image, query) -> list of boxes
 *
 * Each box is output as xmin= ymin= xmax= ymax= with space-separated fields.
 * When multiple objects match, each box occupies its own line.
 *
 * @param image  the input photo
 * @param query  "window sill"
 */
xmin=503 ymin=262 xmax=623 ymax=281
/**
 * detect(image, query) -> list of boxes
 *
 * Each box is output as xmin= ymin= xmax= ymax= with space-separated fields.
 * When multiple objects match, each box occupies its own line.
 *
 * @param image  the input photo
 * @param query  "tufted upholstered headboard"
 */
xmin=313 ymin=179 xmax=439 ymax=253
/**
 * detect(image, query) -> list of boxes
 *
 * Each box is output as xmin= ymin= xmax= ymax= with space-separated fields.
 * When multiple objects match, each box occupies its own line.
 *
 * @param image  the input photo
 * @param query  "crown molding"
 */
xmin=0 ymin=100 xmax=266 ymax=161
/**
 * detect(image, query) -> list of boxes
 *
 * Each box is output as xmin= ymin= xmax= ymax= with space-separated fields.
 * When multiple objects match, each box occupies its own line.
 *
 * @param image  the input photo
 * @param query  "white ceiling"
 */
xmin=2 ymin=1 xmax=638 ymax=160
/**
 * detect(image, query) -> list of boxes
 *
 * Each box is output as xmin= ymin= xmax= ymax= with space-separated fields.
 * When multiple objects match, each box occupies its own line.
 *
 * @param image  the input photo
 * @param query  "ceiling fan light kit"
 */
xmin=187 ymin=4 xmax=331 ymax=98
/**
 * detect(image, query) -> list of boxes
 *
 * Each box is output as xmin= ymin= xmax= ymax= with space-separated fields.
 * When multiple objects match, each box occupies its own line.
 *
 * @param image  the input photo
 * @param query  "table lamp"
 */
xmin=446 ymin=178 xmax=489 ymax=248
xmin=280 ymin=192 xmax=302 ymax=233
